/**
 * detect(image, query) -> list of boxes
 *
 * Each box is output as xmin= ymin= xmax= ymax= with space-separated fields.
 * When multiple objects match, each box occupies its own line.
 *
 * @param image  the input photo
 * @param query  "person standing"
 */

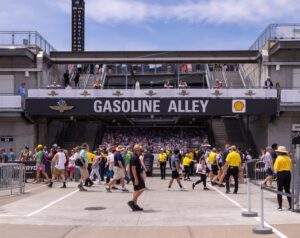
xmin=158 ymin=149 xmax=167 ymax=179
xmin=73 ymin=72 xmax=80 ymax=88
xmin=48 ymin=147 xmax=67 ymax=188
xmin=8 ymin=148 xmax=15 ymax=161
xmin=168 ymin=148 xmax=184 ymax=190
xmin=225 ymin=146 xmax=241 ymax=194
xmin=128 ymin=144 xmax=145 ymax=211
xmin=63 ymin=70 xmax=70 ymax=87
xmin=273 ymin=146 xmax=292 ymax=210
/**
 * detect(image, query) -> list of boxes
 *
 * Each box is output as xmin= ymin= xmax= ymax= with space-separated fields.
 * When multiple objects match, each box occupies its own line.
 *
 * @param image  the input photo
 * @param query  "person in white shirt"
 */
xmin=106 ymin=147 xmax=115 ymax=184
xmin=263 ymin=146 xmax=274 ymax=187
xmin=48 ymin=147 xmax=67 ymax=188
xmin=192 ymin=156 xmax=209 ymax=190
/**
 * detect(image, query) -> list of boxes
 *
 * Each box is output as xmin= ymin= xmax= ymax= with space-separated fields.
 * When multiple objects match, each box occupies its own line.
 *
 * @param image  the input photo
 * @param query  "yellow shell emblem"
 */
xmin=233 ymin=101 xmax=245 ymax=111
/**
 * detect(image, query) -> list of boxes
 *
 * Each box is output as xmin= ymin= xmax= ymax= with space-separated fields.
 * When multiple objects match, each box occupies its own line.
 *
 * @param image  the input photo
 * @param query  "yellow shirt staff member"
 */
xmin=158 ymin=149 xmax=167 ymax=180
xmin=224 ymin=145 xmax=241 ymax=194
xmin=273 ymin=146 xmax=292 ymax=210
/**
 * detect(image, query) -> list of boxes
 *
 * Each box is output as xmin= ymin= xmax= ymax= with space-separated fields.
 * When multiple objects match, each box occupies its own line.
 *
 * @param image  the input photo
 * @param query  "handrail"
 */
xmin=100 ymin=64 xmax=107 ymax=89
xmin=83 ymin=65 xmax=91 ymax=89
xmin=238 ymin=64 xmax=254 ymax=88
xmin=205 ymin=64 xmax=213 ymax=88
xmin=221 ymin=66 xmax=229 ymax=88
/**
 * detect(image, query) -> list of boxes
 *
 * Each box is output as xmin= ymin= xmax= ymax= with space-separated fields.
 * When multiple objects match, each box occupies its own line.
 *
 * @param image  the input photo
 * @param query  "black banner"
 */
xmin=25 ymin=98 xmax=278 ymax=116
xmin=14 ymin=161 xmax=52 ymax=180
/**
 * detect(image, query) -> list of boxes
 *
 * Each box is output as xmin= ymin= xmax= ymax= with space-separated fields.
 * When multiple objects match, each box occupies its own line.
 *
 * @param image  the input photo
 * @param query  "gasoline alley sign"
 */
xmin=25 ymin=98 xmax=278 ymax=116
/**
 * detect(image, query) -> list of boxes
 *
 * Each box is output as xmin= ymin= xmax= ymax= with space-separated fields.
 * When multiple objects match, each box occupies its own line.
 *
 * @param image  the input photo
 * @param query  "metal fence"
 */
xmin=0 ymin=163 xmax=25 ymax=195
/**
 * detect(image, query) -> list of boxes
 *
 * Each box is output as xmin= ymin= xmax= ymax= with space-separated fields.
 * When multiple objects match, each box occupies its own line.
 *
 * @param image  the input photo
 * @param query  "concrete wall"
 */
xmin=248 ymin=116 xmax=269 ymax=151
xmin=269 ymin=65 xmax=297 ymax=88
xmin=0 ymin=117 xmax=36 ymax=157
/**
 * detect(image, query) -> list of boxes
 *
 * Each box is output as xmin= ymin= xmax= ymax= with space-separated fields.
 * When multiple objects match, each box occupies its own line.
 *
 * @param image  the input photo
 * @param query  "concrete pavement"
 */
xmin=0 ymin=175 xmax=299 ymax=237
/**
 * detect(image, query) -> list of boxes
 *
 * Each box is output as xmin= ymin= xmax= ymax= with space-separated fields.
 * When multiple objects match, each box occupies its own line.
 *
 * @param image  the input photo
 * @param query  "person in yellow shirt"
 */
xmin=224 ymin=145 xmax=241 ymax=194
xmin=208 ymin=148 xmax=218 ymax=183
xmin=158 ymin=149 xmax=167 ymax=180
xmin=189 ymin=149 xmax=196 ymax=176
xmin=273 ymin=146 xmax=292 ymax=210
xmin=183 ymin=153 xmax=196 ymax=181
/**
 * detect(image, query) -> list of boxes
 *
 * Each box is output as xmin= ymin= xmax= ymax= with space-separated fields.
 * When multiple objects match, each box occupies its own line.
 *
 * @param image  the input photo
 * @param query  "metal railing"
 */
xmin=205 ymin=64 xmax=213 ymax=88
xmin=0 ymin=163 xmax=25 ymax=195
xmin=249 ymin=23 xmax=300 ymax=50
xmin=0 ymin=31 xmax=55 ymax=55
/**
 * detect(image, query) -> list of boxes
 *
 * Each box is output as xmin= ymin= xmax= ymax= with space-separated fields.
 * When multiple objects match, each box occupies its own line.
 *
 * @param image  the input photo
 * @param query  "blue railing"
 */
xmin=0 ymin=31 xmax=55 ymax=55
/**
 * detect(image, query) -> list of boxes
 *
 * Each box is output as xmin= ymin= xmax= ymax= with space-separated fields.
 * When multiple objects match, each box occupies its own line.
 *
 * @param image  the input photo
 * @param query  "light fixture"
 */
xmin=276 ymin=65 xmax=280 ymax=71
xmin=25 ymin=71 xmax=29 ymax=77
xmin=112 ymin=119 xmax=116 ymax=123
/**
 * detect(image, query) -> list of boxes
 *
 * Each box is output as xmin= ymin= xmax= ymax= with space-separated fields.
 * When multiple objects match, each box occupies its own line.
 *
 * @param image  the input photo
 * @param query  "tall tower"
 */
xmin=72 ymin=0 xmax=85 ymax=52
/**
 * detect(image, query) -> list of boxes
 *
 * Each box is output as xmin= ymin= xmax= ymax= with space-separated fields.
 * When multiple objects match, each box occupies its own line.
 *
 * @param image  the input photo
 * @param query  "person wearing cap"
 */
xmin=273 ymin=146 xmax=292 ymax=210
xmin=48 ymin=146 xmax=67 ymax=188
xmin=105 ymin=145 xmax=128 ymax=193
xmin=34 ymin=144 xmax=50 ymax=184
xmin=224 ymin=145 xmax=241 ymax=194
xmin=128 ymin=144 xmax=145 ymax=211
xmin=19 ymin=146 xmax=32 ymax=161
xmin=158 ymin=149 xmax=167 ymax=180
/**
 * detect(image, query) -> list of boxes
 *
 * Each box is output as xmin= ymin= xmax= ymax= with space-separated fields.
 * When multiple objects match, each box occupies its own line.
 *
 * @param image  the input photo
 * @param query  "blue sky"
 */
xmin=0 ymin=0 xmax=300 ymax=51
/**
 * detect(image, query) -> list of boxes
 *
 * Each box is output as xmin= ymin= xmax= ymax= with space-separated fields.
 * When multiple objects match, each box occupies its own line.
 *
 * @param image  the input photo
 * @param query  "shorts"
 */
xmin=79 ymin=167 xmax=89 ymax=178
xmin=108 ymin=169 xmax=114 ymax=178
xmin=132 ymin=177 xmax=145 ymax=191
xmin=113 ymin=167 xmax=125 ymax=180
xmin=53 ymin=169 xmax=65 ymax=177
xmin=36 ymin=165 xmax=45 ymax=171
xmin=266 ymin=168 xmax=273 ymax=176
xmin=68 ymin=167 xmax=75 ymax=173
xmin=171 ymin=171 xmax=180 ymax=179
xmin=212 ymin=165 xmax=218 ymax=175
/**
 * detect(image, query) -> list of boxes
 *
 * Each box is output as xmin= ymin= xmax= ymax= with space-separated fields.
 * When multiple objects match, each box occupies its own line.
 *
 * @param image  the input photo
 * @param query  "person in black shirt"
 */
xmin=73 ymin=72 xmax=80 ymax=88
xmin=63 ymin=70 xmax=70 ymax=87
xmin=128 ymin=144 xmax=145 ymax=211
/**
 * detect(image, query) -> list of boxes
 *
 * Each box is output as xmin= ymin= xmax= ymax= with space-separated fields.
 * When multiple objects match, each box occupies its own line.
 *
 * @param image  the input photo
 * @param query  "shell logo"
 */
xmin=232 ymin=100 xmax=246 ymax=113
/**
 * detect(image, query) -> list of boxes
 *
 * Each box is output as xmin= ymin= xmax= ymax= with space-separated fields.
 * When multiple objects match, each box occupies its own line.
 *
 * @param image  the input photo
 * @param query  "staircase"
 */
xmin=211 ymin=118 xmax=227 ymax=148
xmin=225 ymin=71 xmax=245 ymax=88
xmin=214 ymin=70 xmax=227 ymax=88
xmin=59 ymin=121 xmax=103 ymax=151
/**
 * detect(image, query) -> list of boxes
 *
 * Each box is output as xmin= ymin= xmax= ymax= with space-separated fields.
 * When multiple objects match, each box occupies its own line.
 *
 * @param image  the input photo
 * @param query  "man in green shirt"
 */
xmin=34 ymin=144 xmax=50 ymax=184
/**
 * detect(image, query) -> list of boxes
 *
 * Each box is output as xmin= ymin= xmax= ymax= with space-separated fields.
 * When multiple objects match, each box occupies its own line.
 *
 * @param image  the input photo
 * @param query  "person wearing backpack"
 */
xmin=34 ymin=144 xmax=50 ymax=184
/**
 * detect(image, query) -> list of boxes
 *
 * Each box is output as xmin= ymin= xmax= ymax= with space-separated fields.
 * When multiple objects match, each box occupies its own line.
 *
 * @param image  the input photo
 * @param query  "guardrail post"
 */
xmin=242 ymin=177 xmax=258 ymax=217
xmin=253 ymin=184 xmax=273 ymax=234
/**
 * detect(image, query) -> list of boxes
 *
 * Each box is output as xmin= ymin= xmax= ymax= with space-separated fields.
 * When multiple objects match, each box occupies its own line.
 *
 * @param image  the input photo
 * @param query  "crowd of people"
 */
xmin=1 ymin=139 xmax=293 ymax=212
xmin=102 ymin=127 xmax=208 ymax=153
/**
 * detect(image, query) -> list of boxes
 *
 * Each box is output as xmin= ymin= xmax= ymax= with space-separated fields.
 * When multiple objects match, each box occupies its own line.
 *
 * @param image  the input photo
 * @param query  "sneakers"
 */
xmin=133 ymin=204 xmax=143 ymax=211
xmin=111 ymin=186 xmax=118 ymax=190
xmin=226 ymin=190 xmax=230 ymax=194
xmin=105 ymin=186 xmax=112 ymax=193
xmin=192 ymin=183 xmax=195 ymax=190
xmin=88 ymin=181 xmax=94 ymax=187
xmin=48 ymin=182 xmax=53 ymax=188
xmin=233 ymin=191 xmax=237 ymax=194
xmin=180 ymin=187 xmax=186 ymax=191
xmin=60 ymin=182 xmax=66 ymax=188
xmin=218 ymin=184 xmax=225 ymax=187
xmin=127 ymin=201 xmax=135 ymax=210
xmin=78 ymin=184 xmax=87 ymax=192
xmin=122 ymin=188 xmax=129 ymax=192
xmin=277 ymin=207 xmax=283 ymax=211
xmin=204 ymin=187 xmax=209 ymax=190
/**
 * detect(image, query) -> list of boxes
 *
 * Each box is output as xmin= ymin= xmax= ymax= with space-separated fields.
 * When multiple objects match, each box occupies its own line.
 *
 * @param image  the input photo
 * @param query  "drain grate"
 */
xmin=85 ymin=207 xmax=106 ymax=211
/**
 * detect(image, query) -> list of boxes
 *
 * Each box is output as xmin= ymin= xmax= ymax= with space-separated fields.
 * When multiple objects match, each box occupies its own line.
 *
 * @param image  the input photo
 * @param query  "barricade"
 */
xmin=0 ymin=163 xmax=25 ymax=195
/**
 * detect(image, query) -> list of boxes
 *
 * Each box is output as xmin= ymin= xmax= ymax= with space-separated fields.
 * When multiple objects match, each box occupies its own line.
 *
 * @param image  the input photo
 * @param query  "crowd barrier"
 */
xmin=0 ymin=163 xmax=25 ymax=195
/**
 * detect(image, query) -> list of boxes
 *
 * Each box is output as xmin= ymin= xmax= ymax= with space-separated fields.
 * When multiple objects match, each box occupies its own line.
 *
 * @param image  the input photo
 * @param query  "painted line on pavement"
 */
xmin=207 ymin=184 xmax=288 ymax=238
xmin=26 ymin=189 xmax=79 ymax=217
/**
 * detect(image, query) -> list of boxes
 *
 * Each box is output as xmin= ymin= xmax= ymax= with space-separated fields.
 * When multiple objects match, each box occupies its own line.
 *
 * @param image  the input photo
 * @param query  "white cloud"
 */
xmin=55 ymin=0 xmax=300 ymax=24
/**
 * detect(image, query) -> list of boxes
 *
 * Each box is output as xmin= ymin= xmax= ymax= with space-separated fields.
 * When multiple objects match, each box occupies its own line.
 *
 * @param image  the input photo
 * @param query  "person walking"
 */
xmin=48 ymin=147 xmax=67 ymax=188
xmin=192 ymin=156 xmax=209 ymax=190
xmin=105 ymin=145 xmax=128 ymax=193
xmin=34 ymin=144 xmax=50 ymax=184
xmin=63 ymin=70 xmax=70 ymax=87
xmin=168 ymin=148 xmax=184 ymax=190
xmin=73 ymin=72 xmax=80 ymax=88
xmin=128 ymin=144 xmax=145 ymax=211
xmin=263 ymin=146 xmax=274 ymax=187
xmin=76 ymin=143 xmax=92 ymax=191
xmin=273 ymin=146 xmax=292 ymax=210
xmin=225 ymin=146 xmax=241 ymax=194
xmin=158 ymin=149 xmax=167 ymax=179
